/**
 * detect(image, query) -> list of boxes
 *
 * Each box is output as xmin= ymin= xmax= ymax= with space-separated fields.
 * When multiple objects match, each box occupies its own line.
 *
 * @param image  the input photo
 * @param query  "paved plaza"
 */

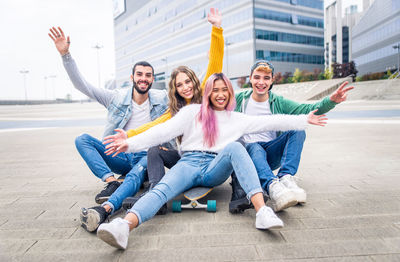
xmin=0 ymin=100 xmax=400 ymax=261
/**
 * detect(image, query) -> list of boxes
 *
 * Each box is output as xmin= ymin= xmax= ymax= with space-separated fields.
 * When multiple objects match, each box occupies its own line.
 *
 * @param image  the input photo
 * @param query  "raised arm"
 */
xmin=241 ymin=110 xmax=327 ymax=135
xmin=48 ymin=26 xmax=113 ymax=107
xmin=200 ymin=8 xmax=224 ymax=93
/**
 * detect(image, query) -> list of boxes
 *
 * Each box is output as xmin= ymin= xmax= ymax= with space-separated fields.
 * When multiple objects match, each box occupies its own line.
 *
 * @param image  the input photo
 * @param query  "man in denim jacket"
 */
xmin=49 ymin=27 xmax=169 ymax=232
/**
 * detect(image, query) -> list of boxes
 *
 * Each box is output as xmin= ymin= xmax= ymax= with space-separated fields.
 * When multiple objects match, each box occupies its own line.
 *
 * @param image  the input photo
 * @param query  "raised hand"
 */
xmin=330 ymin=81 xmax=354 ymax=103
xmin=48 ymin=26 xmax=70 ymax=56
xmin=207 ymin=8 xmax=221 ymax=28
xmin=307 ymin=109 xmax=328 ymax=127
xmin=103 ymin=129 xmax=128 ymax=157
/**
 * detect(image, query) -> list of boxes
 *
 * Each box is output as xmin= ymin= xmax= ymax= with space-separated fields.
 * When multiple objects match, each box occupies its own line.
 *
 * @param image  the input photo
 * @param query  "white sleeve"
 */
xmin=240 ymin=113 xmax=308 ymax=135
xmin=126 ymin=105 xmax=197 ymax=152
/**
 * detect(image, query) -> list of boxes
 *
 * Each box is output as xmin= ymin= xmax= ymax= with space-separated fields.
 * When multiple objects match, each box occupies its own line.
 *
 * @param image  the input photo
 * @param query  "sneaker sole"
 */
xmin=256 ymin=220 xmax=284 ymax=230
xmin=270 ymin=192 xmax=298 ymax=212
xmin=97 ymin=228 xmax=126 ymax=250
xmin=295 ymin=192 xmax=307 ymax=204
xmin=80 ymin=208 xmax=101 ymax=232
xmin=95 ymin=196 xmax=109 ymax=205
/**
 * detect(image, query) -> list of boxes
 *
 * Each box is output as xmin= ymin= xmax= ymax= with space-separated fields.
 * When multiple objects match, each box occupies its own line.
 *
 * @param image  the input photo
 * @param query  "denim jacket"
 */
xmin=104 ymin=88 xmax=168 ymax=137
xmin=62 ymin=53 xmax=169 ymax=138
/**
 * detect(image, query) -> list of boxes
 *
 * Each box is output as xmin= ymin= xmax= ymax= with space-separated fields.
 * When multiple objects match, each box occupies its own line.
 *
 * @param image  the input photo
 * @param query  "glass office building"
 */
xmin=352 ymin=0 xmax=400 ymax=75
xmin=113 ymin=0 xmax=324 ymax=89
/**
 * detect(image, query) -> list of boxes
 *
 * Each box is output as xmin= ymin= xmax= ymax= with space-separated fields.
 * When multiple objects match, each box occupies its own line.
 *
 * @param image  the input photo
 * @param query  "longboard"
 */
xmin=172 ymin=187 xmax=216 ymax=212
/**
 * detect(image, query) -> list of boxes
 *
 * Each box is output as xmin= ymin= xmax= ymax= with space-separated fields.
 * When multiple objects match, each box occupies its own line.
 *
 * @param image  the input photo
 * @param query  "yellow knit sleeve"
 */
xmin=200 ymin=26 xmax=224 ymax=94
xmin=126 ymin=110 xmax=172 ymax=138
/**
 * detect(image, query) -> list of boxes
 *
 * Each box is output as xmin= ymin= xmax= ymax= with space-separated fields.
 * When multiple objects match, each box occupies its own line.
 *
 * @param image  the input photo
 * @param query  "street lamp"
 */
xmin=92 ymin=43 xmax=103 ymax=88
xmin=161 ymin=57 xmax=168 ymax=87
xmin=19 ymin=69 xmax=29 ymax=101
xmin=393 ymin=43 xmax=400 ymax=73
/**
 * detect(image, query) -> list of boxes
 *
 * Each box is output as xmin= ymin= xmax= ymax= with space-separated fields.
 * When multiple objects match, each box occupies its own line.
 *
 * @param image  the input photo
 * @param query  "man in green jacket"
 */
xmin=230 ymin=60 xmax=353 ymax=214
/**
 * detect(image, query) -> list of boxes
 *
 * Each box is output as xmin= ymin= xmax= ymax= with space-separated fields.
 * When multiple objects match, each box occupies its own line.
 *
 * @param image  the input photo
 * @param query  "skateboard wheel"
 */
xmin=207 ymin=200 xmax=216 ymax=212
xmin=172 ymin=200 xmax=181 ymax=212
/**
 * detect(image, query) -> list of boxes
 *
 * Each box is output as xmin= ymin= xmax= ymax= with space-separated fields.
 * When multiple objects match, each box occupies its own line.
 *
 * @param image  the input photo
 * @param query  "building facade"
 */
xmin=352 ymin=0 xmax=400 ymax=75
xmin=113 ymin=0 xmax=324 ymax=89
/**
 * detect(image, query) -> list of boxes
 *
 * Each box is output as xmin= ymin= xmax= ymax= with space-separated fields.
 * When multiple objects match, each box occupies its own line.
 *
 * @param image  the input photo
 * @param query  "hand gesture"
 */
xmin=103 ymin=129 xmax=128 ymax=157
xmin=307 ymin=109 xmax=328 ymax=127
xmin=48 ymin=27 xmax=70 ymax=56
xmin=207 ymin=8 xmax=221 ymax=28
xmin=330 ymin=81 xmax=354 ymax=103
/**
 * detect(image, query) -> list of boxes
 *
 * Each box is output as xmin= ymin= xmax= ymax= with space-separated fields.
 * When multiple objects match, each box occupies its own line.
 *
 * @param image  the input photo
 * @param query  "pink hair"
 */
xmin=198 ymin=73 xmax=236 ymax=148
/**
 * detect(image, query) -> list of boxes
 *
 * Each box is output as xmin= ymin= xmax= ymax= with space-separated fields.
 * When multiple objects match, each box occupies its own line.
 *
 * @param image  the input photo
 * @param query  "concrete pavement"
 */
xmin=0 ymin=101 xmax=400 ymax=261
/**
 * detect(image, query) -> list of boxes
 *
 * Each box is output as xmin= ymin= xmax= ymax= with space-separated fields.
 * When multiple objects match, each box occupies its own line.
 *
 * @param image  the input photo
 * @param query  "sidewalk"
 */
xmin=0 ymin=101 xmax=399 ymax=261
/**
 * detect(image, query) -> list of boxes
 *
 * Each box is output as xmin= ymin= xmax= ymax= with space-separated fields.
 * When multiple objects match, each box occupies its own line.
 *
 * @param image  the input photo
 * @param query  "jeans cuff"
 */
xmin=102 ymin=201 xmax=115 ymax=215
xmin=101 ymin=173 xmax=114 ymax=182
xmin=246 ymin=187 xmax=263 ymax=201
xmin=127 ymin=209 xmax=142 ymax=225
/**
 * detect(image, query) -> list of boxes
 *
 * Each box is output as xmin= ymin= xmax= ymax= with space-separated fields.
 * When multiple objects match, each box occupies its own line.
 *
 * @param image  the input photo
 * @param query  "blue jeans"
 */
xmin=129 ymin=142 xmax=263 ymax=225
xmin=75 ymin=134 xmax=147 ymax=211
xmin=245 ymin=130 xmax=306 ymax=193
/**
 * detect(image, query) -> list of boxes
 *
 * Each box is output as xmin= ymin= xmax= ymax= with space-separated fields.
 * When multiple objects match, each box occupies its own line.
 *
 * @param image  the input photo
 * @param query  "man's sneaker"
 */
xmin=122 ymin=196 xmax=168 ymax=215
xmin=95 ymin=181 xmax=121 ymax=204
xmin=80 ymin=206 xmax=109 ymax=232
xmin=268 ymin=180 xmax=298 ymax=212
xmin=255 ymin=206 xmax=284 ymax=229
xmin=280 ymin=175 xmax=307 ymax=204
xmin=97 ymin=217 xmax=130 ymax=250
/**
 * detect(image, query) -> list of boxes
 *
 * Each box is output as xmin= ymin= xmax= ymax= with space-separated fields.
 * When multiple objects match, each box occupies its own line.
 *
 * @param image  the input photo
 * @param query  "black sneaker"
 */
xmin=122 ymin=197 xmax=168 ymax=215
xmin=95 ymin=181 xmax=121 ymax=204
xmin=229 ymin=173 xmax=253 ymax=214
xmin=80 ymin=206 xmax=110 ymax=232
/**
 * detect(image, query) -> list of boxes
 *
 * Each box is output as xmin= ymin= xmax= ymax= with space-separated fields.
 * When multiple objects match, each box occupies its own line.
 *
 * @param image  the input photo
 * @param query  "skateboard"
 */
xmin=172 ymin=187 xmax=216 ymax=212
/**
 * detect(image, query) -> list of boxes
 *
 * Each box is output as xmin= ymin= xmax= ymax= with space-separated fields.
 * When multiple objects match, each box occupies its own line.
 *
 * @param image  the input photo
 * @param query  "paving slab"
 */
xmin=1 ymin=101 xmax=400 ymax=261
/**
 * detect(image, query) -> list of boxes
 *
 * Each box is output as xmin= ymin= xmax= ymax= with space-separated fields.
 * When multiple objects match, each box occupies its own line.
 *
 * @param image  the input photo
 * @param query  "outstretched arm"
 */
xmin=200 ymin=8 xmax=224 ymax=93
xmin=48 ymin=26 xmax=113 ymax=107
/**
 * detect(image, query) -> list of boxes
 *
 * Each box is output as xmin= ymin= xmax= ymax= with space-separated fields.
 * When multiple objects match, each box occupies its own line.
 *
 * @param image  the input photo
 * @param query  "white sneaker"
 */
xmin=97 ymin=217 xmax=130 ymax=250
xmin=268 ymin=180 xmax=298 ymax=212
xmin=280 ymin=175 xmax=307 ymax=204
xmin=255 ymin=206 xmax=284 ymax=229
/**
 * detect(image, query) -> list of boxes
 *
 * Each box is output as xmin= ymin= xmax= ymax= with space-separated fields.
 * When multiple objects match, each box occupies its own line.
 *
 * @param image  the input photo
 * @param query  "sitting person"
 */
xmin=97 ymin=73 xmax=327 ymax=249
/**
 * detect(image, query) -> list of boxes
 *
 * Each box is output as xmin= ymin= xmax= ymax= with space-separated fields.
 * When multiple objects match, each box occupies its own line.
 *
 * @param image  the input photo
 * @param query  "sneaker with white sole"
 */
xmin=255 ymin=206 xmax=284 ymax=229
xmin=280 ymin=175 xmax=307 ymax=203
xmin=97 ymin=217 xmax=130 ymax=250
xmin=268 ymin=179 xmax=298 ymax=212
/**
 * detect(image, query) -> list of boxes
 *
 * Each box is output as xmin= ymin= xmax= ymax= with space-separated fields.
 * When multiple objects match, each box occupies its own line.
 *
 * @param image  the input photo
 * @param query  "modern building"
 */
xmin=352 ymin=0 xmax=400 ymax=75
xmin=112 ymin=0 xmax=324 ymax=89
xmin=324 ymin=0 xmax=364 ymax=70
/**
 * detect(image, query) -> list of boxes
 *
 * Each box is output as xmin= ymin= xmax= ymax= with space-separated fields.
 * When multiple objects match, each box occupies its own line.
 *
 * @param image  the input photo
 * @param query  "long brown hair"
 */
xmin=168 ymin=66 xmax=202 ymax=116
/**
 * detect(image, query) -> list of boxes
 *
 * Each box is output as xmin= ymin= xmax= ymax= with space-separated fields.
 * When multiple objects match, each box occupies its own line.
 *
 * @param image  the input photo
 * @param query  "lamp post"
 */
xmin=19 ymin=69 xmax=29 ymax=101
xmin=161 ymin=57 xmax=168 ymax=87
xmin=393 ymin=43 xmax=400 ymax=73
xmin=92 ymin=43 xmax=103 ymax=88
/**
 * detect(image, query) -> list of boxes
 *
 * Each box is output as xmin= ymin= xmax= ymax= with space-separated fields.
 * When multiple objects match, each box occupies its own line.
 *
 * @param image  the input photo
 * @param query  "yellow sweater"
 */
xmin=127 ymin=26 xmax=224 ymax=138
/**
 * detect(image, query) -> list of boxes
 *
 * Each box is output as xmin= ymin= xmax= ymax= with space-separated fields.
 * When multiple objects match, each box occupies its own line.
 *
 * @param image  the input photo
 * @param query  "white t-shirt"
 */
xmin=241 ymin=97 xmax=277 ymax=144
xmin=124 ymin=99 xmax=151 ymax=131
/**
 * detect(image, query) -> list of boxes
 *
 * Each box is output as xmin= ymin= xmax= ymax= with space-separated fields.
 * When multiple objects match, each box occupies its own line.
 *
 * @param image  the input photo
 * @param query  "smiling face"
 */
xmin=249 ymin=69 xmax=273 ymax=101
xmin=210 ymin=79 xmax=230 ymax=111
xmin=132 ymin=65 xmax=154 ymax=94
xmin=175 ymin=72 xmax=194 ymax=100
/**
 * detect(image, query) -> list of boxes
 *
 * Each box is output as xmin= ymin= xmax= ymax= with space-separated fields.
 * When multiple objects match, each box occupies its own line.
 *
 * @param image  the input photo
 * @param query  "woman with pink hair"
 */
xmin=98 ymin=73 xmax=327 ymax=250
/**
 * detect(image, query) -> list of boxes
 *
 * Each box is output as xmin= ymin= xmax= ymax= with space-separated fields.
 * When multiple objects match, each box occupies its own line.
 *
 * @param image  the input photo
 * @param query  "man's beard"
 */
xmin=133 ymin=80 xmax=152 ymax=94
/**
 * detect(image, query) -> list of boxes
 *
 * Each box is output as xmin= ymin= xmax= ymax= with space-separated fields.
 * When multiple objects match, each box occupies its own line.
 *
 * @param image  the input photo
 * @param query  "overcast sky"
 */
xmin=0 ymin=0 xmax=364 ymax=101
xmin=0 ymin=0 xmax=115 ymax=100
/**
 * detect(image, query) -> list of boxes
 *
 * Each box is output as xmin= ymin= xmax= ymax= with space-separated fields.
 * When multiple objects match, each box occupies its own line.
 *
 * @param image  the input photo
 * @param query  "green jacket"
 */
xmin=234 ymin=89 xmax=338 ymax=115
